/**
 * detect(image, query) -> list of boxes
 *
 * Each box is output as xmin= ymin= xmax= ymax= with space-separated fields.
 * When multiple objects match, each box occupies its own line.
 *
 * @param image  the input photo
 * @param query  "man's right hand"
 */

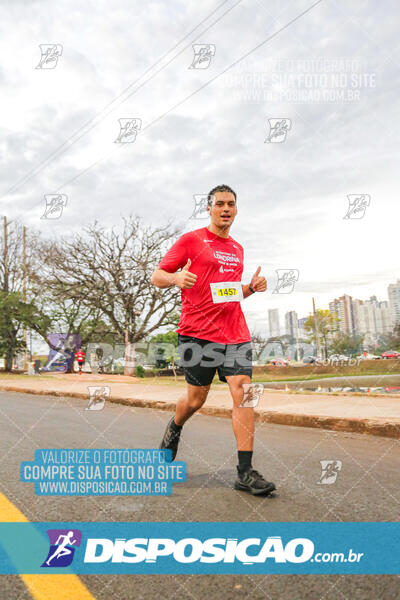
xmin=175 ymin=259 xmax=197 ymax=289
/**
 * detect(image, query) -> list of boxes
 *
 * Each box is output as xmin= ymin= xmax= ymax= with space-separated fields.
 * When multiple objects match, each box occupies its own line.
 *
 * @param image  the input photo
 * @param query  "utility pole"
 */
xmin=295 ymin=322 xmax=301 ymax=362
xmin=23 ymin=225 xmax=28 ymax=370
xmin=312 ymin=297 xmax=322 ymax=360
xmin=3 ymin=216 xmax=11 ymax=371
xmin=3 ymin=216 xmax=8 ymax=293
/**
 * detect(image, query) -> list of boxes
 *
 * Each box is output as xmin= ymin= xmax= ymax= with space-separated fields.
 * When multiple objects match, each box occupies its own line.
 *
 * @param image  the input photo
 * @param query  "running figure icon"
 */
xmin=45 ymin=531 xmax=77 ymax=566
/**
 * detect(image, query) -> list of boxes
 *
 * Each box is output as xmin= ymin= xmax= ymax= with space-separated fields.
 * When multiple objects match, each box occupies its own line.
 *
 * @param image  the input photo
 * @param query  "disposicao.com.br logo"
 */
xmin=83 ymin=536 xmax=363 ymax=565
xmin=42 ymin=529 xmax=82 ymax=567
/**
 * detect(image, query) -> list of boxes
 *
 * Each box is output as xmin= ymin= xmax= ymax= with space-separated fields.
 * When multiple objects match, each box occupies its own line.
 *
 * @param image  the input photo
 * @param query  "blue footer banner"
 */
xmin=0 ymin=522 xmax=399 ymax=574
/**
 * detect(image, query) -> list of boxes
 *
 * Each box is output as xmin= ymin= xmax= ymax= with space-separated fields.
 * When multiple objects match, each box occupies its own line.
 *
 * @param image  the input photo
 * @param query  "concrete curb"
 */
xmin=2 ymin=383 xmax=400 ymax=440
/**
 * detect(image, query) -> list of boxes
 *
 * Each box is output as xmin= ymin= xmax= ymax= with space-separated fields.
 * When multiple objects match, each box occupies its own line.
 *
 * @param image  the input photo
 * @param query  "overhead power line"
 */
xmin=1 ymin=0 xmax=242 ymax=201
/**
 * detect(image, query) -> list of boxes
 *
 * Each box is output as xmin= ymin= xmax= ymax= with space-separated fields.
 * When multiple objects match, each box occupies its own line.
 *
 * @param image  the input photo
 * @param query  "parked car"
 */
xmin=268 ymin=358 xmax=289 ymax=366
xmin=329 ymin=354 xmax=351 ymax=362
xmin=381 ymin=350 xmax=400 ymax=359
xmin=303 ymin=356 xmax=318 ymax=364
xmin=357 ymin=353 xmax=381 ymax=360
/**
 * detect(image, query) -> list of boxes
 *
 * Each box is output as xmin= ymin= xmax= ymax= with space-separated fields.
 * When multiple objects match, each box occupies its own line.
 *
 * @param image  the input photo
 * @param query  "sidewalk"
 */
xmin=1 ymin=373 xmax=400 ymax=439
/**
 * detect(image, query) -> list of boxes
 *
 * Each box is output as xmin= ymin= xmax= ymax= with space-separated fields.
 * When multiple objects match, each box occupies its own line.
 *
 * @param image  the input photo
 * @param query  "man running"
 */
xmin=75 ymin=348 xmax=85 ymax=375
xmin=151 ymin=184 xmax=276 ymax=495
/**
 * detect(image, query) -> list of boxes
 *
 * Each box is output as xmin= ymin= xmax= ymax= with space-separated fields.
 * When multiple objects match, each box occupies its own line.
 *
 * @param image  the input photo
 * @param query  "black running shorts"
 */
xmin=178 ymin=334 xmax=253 ymax=387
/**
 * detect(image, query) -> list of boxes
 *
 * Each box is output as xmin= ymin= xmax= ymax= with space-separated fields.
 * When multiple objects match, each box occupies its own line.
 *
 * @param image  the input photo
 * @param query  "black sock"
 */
xmin=171 ymin=419 xmax=182 ymax=433
xmin=238 ymin=450 xmax=253 ymax=473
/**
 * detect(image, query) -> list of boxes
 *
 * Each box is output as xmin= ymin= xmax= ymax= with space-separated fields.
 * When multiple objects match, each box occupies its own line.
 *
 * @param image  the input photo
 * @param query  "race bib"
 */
xmin=210 ymin=281 xmax=244 ymax=303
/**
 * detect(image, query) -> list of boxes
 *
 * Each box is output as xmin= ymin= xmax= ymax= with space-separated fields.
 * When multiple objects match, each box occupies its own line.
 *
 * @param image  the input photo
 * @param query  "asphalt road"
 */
xmin=1 ymin=391 xmax=400 ymax=599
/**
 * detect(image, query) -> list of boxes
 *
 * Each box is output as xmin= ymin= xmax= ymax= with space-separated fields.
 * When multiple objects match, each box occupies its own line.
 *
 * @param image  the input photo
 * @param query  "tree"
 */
xmin=250 ymin=331 xmax=268 ymax=345
xmin=0 ymin=293 xmax=28 ymax=369
xmin=374 ymin=324 xmax=400 ymax=354
xmin=250 ymin=331 xmax=268 ymax=364
xmin=0 ymin=218 xmax=44 ymax=370
xmin=0 ymin=292 xmax=51 ymax=370
xmin=35 ymin=296 xmax=106 ymax=345
xmin=40 ymin=216 xmax=182 ymax=375
xmin=149 ymin=330 xmax=179 ymax=378
xmin=150 ymin=330 xmax=178 ymax=347
xmin=304 ymin=310 xmax=338 ymax=358
xmin=393 ymin=323 xmax=400 ymax=350
xmin=329 ymin=332 xmax=364 ymax=356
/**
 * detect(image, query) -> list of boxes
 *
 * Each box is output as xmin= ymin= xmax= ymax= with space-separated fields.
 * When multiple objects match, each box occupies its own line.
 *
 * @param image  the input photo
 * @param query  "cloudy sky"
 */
xmin=1 ymin=0 xmax=398 ymax=337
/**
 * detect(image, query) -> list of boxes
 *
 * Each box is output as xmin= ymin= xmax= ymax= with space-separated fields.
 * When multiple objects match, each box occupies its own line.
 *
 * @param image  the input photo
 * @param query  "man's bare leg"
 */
xmin=226 ymin=374 xmax=276 ymax=495
xmin=174 ymin=383 xmax=211 ymax=426
xmin=160 ymin=383 xmax=211 ymax=460
xmin=226 ymin=374 xmax=254 ymax=450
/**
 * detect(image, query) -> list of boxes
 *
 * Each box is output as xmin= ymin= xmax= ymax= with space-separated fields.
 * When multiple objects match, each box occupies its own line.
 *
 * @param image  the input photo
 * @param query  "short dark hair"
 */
xmin=207 ymin=184 xmax=237 ymax=206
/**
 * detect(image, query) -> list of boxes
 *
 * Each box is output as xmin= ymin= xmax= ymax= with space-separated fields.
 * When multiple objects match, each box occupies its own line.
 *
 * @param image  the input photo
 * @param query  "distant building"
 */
xmin=388 ymin=280 xmax=400 ymax=328
xmin=352 ymin=299 xmax=366 ymax=334
xmin=297 ymin=317 xmax=308 ymax=339
xmin=268 ymin=308 xmax=280 ymax=337
xmin=329 ymin=294 xmax=355 ymax=335
xmin=376 ymin=300 xmax=391 ymax=334
xmin=285 ymin=311 xmax=298 ymax=338
xmin=352 ymin=296 xmax=391 ymax=336
xmin=330 ymin=294 xmax=392 ymax=337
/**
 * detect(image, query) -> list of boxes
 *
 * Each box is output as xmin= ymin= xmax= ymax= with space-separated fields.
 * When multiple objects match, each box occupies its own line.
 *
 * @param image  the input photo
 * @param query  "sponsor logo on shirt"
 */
xmin=219 ymin=266 xmax=234 ymax=273
xmin=213 ymin=250 xmax=240 ymax=264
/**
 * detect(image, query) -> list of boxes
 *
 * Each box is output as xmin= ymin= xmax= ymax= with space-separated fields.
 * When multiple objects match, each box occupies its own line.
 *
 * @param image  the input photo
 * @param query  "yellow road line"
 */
xmin=0 ymin=492 xmax=96 ymax=600
xmin=0 ymin=492 xmax=28 ymax=522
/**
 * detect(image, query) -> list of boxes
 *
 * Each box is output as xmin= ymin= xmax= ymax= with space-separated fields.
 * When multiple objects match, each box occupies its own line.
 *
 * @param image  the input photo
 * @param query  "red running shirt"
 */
xmin=158 ymin=227 xmax=251 ymax=344
xmin=75 ymin=351 xmax=85 ymax=362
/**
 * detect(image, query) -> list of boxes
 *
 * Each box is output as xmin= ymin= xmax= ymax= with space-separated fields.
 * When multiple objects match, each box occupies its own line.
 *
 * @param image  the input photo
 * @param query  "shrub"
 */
xmin=135 ymin=365 xmax=145 ymax=378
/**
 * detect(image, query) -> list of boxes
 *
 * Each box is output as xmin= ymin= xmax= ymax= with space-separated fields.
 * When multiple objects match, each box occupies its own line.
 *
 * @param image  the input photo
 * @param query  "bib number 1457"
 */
xmin=210 ymin=281 xmax=244 ymax=303
xmin=217 ymin=288 xmax=236 ymax=297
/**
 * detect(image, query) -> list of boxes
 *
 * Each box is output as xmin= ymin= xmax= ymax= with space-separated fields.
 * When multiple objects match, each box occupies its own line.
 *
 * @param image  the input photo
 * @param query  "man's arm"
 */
xmin=151 ymin=259 xmax=197 ymax=289
xmin=242 ymin=266 xmax=267 ymax=299
xmin=151 ymin=269 xmax=179 ymax=289
xmin=242 ymin=284 xmax=254 ymax=299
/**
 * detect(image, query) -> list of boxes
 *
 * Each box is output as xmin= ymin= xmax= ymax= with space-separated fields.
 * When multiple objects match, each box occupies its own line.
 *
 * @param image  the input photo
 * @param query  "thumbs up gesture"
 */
xmin=250 ymin=266 xmax=267 ymax=292
xmin=176 ymin=259 xmax=197 ymax=289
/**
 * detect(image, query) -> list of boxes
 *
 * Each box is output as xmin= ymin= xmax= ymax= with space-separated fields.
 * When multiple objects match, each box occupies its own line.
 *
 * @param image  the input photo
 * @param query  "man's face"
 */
xmin=208 ymin=191 xmax=237 ymax=228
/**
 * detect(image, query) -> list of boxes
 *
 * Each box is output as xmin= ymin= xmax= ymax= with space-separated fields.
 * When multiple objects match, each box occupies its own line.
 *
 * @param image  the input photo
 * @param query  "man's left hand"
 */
xmin=250 ymin=266 xmax=267 ymax=292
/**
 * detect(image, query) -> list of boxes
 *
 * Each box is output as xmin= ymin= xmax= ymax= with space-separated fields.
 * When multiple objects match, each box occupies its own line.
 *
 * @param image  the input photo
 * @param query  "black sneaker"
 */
xmin=159 ymin=417 xmax=181 ymax=461
xmin=234 ymin=467 xmax=276 ymax=496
